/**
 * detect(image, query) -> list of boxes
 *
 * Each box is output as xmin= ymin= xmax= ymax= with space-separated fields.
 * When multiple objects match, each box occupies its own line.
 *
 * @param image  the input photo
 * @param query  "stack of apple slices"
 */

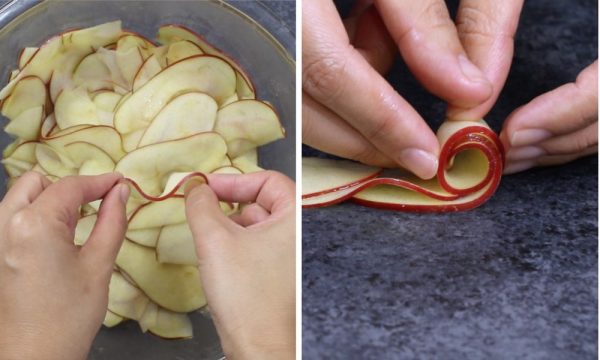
xmin=1 ymin=21 xmax=285 ymax=338
xmin=303 ymin=120 xmax=504 ymax=212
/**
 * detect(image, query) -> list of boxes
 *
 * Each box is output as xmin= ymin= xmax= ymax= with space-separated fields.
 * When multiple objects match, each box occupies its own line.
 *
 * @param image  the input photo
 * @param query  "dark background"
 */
xmin=303 ymin=0 xmax=598 ymax=359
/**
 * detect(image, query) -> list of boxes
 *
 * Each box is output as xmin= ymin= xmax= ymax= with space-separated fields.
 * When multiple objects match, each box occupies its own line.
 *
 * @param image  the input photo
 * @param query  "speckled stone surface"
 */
xmin=302 ymin=0 xmax=598 ymax=359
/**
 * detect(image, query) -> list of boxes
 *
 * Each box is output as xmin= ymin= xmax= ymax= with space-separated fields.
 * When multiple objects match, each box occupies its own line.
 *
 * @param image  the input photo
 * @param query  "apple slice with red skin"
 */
xmin=116 ymin=239 xmax=206 ymax=313
xmin=114 ymin=55 xmax=236 ymax=134
xmin=1 ymin=76 xmax=46 ymax=120
xmin=126 ymin=227 xmax=161 ymax=248
xmin=302 ymin=121 xmax=504 ymax=211
xmin=138 ymin=92 xmax=217 ymax=147
xmin=115 ymin=132 xmax=226 ymax=197
xmin=18 ymin=47 xmax=38 ymax=69
xmin=132 ymin=54 xmax=162 ymax=91
xmin=165 ymin=40 xmax=203 ymax=66
xmin=5 ymin=105 xmax=44 ymax=140
xmin=157 ymin=24 xmax=255 ymax=99
xmin=215 ymin=100 xmax=285 ymax=158
xmin=44 ymin=125 xmax=126 ymax=161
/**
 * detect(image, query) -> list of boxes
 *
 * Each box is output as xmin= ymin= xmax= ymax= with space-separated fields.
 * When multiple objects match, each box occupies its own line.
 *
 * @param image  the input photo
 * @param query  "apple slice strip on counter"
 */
xmin=302 ymin=121 xmax=504 ymax=212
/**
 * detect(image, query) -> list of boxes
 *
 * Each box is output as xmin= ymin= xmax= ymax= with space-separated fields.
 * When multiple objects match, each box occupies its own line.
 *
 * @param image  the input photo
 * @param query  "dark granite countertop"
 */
xmin=302 ymin=0 xmax=598 ymax=359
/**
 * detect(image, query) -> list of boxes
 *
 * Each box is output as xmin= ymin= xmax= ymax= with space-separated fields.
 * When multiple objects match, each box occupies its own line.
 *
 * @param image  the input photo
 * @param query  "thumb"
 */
xmin=184 ymin=181 xmax=234 ymax=257
xmin=81 ymin=182 xmax=129 ymax=270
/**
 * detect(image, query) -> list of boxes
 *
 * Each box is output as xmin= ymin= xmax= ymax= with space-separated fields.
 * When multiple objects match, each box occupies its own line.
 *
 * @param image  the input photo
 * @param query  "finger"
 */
xmin=303 ymin=92 xmax=396 ymax=167
xmin=237 ymin=203 xmax=271 ymax=227
xmin=353 ymin=6 xmax=397 ymax=74
xmin=374 ymin=0 xmax=493 ymax=108
xmin=1 ymin=171 xmax=51 ymax=214
xmin=504 ymin=145 xmax=596 ymax=174
xmin=32 ymin=173 xmax=123 ymax=227
xmin=203 ymin=171 xmax=295 ymax=215
xmin=447 ymin=0 xmax=524 ymax=120
xmin=501 ymin=61 xmax=598 ymax=149
xmin=184 ymin=182 xmax=235 ymax=253
xmin=81 ymin=183 xmax=129 ymax=269
xmin=506 ymin=122 xmax=598 ymax=162
xmin=303 ymin=0 xmax=439 ymax=179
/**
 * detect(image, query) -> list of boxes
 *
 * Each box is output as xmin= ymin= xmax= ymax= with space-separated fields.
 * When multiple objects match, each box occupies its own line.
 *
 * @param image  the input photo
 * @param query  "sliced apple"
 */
xmin=54 ymin=87 xmax=107 ymax=128
xmin=215 ymin=100 xmax=284 ymax=157
xmin=132 ymin=54 xmax=162 ymax=91
xmin=1 ymin=76 xmax=46 ymax=120
xmin=74 ymin=214 xmax=96 ymax=246
xmin=93 ymin=91 xmax=122 ymax=112
xmin=126 ymin=227 xmax=161 ymax=248
xmin=63 ymin=141 xmax=115 ymax=174
xmin=128 ymin=197 xmax=185 ymax=230
xmin=115 ymin=132 xmax=227 ymax=196
xmin=114 ymin=55 xmax=236 ymax=134
xmin=4 ymin=105 xmax=44 ymax=140
xmin=156 ymin=223 xmax=197 ymax=266
xmin=116 ymin=45 xmax=144 ymax=89
xmin=115 ymin=240 xmax=206 ymax=313
xmin=138 ymin=92 xmax=217 ymax=147
xmin=18 ymin=47 xmax=38 ymax=69
xmin=302 ymin=157 xmax=382 ymax=198
xmin=45 ymin=125 xmax=125 ymax=161
xmin=108 ymin=271 xmax=150 ymax=320
xmin=71 ymin=52 xmax=113 ymax=93
xmin=35 ymin=143 xmax=77 ymax=177
xmin=103 ymin=310 xmax=125 ymax=328
xmin=165 ymin=40 xmax=203 ymax=65
xmin=148 ymin=307 xmax=193 ymax=339
xmin=138 ymin=301 xmax=158 ymax=332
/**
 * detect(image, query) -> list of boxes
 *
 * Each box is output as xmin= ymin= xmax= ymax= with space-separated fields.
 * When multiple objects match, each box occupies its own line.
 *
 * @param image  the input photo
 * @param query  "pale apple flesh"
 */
xmin=1 ymin=20 xmax=287 ymax=339
xmin=302 ymin=121 xmax=504 ymax=211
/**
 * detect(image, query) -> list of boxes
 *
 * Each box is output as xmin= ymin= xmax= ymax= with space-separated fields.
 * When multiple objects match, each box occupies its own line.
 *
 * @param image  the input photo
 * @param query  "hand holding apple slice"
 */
xmin=303 ymin=121 xmax=504 ymax=211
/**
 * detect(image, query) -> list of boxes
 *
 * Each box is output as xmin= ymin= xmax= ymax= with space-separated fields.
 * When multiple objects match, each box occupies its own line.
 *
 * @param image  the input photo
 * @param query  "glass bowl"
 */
xmin=0 ymin=1 xmax=295 ymax=359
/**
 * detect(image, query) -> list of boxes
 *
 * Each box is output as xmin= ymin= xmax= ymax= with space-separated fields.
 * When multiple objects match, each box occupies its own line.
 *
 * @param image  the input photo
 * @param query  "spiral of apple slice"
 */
xmin=302 ymin=120 xmax=504 ymax=212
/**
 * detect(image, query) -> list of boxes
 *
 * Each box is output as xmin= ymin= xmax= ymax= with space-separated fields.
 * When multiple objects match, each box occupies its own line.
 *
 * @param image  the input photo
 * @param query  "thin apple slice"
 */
xmin=117 ymin=33 xmax=156 ymax=57
xmin=114 ymin=55 xmax=236 ymax=134
xmin=165 ymin=40 xmax=203 ymax=65
xmin=128 ymin=198 xmax=185 ymax=230
xmin=138 ymin=92 xmax=217 ymax=147
xmin=122 ymin=129 xmax=145 ymax=152
xmin=71 ymin=52 xmax=114 ymax=94
xmin=157 ymin=25 xmax=255 ymax=99
xmin=18 ymin=47 xmax=38 ymax=69
xmin=44 ymin=125 xmax=125 ymax=161
xmin=95 ymin=47 xmax=129 ymax=91
xmin=93 ymin=91 xmax=122 ymax=112
xmin=115 ymin=239 xmax=206 ymax=313
xmin=132 ymin=55 xmax=161 ymax=91
xmin=74 ymin=214 xmax=96 ymax=246
xmin=156 ymin=223 xmax=197 ymax=266
xmin=1 ymin=76 xmax=46 ymax=120
xmin=148 ymin=307 xmax=193 ymax=339
xmin=103 ymin=310 xmax=125 ymax=328
xmin=63 ymin=142 xmax=115 ymax=174
xmin=35 ymin=143 xmax=77 ymax=177
xmin=115 ymin=132 xmax=226 ymax=197
xmin=116 ymin=45 xmax=144 ymax=89
xmin=8 ymin=70 xmax=19 ymax=81
xmin=303 ymin=121 xmax=504 ymax=211
xmin=4 ymin=105 xmax=44 ymax=140
xmin=3 ymin=157 xmax=34 ymax=177
xmin=302 ymin=157 xmax=382 ymax=198
xmin=138 ymin=301 xmax=158 ymax=332
xmin=215 ymin=100 xmax=284 ymax=157
xmin=108 ymin=271 xmax=150 ymax=320
xmin=126 ymin=227 xmax=161 ymax=248
xmin=54 ymin=87 xmax=107 ymax=128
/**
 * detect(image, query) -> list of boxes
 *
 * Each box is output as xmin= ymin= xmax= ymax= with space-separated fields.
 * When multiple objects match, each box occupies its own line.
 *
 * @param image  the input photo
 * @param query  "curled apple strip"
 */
xmin=123 ymin=172 xmax=208 ymax=202
xmin=302 ymin=121 xmax=504 ymax=212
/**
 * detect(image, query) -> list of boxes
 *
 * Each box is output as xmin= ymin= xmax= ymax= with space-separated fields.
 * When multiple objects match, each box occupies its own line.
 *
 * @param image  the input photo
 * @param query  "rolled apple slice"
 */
xmin=215 ymin=100 xmax=285 ymax=157
xmin=126 ymin=227 xmax=161 ymax=248
xmin=165 ymin=40 xmax=204 ymax=65
xmin=115 ymin=132 xmax=226 ymax=197
xmin=302 ymin=121 xmax=504 ymax=212
xmin=128 ymin=197 xmax=185 ymax=230
xmin=132 ymin=55 xmax=162 ymax=90
xmin=115 ymin=239 xmax=206 ymax=313
xmin=44 ymin=125 xmax=125 ymax=161
xmin=114 ymin=55 xmax=236 ymax=134
xmin=138 ymin=92 xmax=217 ymax=147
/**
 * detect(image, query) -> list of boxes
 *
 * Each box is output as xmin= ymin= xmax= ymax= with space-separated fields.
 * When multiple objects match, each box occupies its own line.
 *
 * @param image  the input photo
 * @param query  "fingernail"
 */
xmin=503 ymin=160 xmax=536 ymax=175
xmin=119 ymin=183 xmax=130 ymax=203
xmin=398 ymin=148 xmax=438 ymax=179
xmin=184 ymin=178 xmax=206 ymax=196
xmin=510 ymin=129 xmax=552 ymax=147
xmin=458 ymin=54 xmax=489 ymax=84
xmin=506 ymin=146 xmax=546 ymax=161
